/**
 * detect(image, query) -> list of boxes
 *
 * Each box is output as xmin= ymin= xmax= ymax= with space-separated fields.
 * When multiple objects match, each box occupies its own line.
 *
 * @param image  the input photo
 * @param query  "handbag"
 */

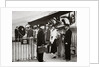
xmin=38 ymin=45 xmax=47 ymax=53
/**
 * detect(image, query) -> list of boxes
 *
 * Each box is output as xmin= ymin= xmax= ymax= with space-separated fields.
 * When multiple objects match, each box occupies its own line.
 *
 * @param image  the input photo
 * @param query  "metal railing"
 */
xmin=12 ymin=37 xmax=37 ymax=62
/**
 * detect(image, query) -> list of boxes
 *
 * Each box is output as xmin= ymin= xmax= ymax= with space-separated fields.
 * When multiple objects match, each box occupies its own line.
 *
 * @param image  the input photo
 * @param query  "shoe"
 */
xmin=43 ymin=60 xmax=45 ymax=62
xmin=52 ymin=56 xmax=56 ymax=59
xmin=66 ymin=59 xmax=70 ymax=61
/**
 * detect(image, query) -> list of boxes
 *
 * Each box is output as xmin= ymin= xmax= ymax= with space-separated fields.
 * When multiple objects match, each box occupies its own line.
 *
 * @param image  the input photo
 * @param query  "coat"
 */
xmin=64 ymin=29 xmax=72 ymax=60
xmin=15 ymin=29 xmax=19 ymax=38
xmin=27 ymin=29 xmax=33 ymax=37
xmin=37 ymin=28 xmax=45 ymax=46
xmin=45 ymin=28 xmax=50 ymax=41
xmin=64 ymin=29 xmax=72 ymax=45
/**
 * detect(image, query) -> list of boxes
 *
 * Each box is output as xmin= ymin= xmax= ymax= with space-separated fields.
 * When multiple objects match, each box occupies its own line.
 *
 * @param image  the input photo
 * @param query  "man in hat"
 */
xmin=45 ymin=25 xmax=51 ymax=53
xmin=27 ymin=26 xmax=33 ymax=37
xmin=27 ymin=26 xmax=33 ymax=60
xmin=64 ymin=24 xmax=72 ymax=61
xmin=37 ymin=24 xmax=46 ymax=62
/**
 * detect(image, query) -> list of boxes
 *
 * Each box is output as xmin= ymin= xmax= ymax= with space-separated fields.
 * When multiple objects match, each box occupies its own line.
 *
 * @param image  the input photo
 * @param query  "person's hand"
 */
xmin=30 ymin=37 xmax=33 ymax=39
xmin=51 ymin=36 xmax=53 ymax=39
xmin=44 ymin=45 xmax=47 ymax=48
xmin=65 ymin=42 xmax=68 ymax=45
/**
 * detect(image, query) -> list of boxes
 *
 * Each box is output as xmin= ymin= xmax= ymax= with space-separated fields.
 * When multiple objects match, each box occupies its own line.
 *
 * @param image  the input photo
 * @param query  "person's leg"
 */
xmin=31 ymin=39 xmax=34 ymax=59
xmin=28 ymin=38 xmax=31 ymax=60
xmin=51 ymin=44 xmax=53 ymax=53
xmin=65 ymin=46 xmax=67 ymax=59
xmin=37 ymin=53 xmax=39 ymax=61
xmin=52 ymin=52 xmax=57 ymax=58
xmin=65 ymin=44 xmax=71 ymax=61
xmin=38 ymin=53 xmax=44 ymax=62
xmin=57 ymin=45 xmax=61 ymax=57
xmin=49 ymin=42 xmax=51 ymax=53
xmin=41 ymin=53 xmax=44 ymax=62
xmin=30 ymin=39 xmax=33 ymax=59
xmin=65 ymin=45 xmax=68 ymax=60
xmin=34 ymin=43 xmax=37 ymax=59
xmin=68 ymin=45 xmax=71 ymax=60
xmin=47 ymin=45 xmax=49 ymax=53
xmin=47 ymin=41 xmax=50 ymax=53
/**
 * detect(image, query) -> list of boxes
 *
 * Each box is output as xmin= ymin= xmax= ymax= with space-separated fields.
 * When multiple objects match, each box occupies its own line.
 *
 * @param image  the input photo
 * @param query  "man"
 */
xmin=37 ymin=24 xmax=46 ymax=62
xmin=45 ymin=25 xmax=51 ymax=53
xmin=33 ymin=26 xmax=38 ymax=59
xmin=27 ymin=26 xmax=33 ymax=37
xmin=15 ymin=26 xmax=19 ymax=41
xmin=27 ymin=26 xmax=33 ymax=60
xmin=64 ymin=24 xmax=72 ymax=61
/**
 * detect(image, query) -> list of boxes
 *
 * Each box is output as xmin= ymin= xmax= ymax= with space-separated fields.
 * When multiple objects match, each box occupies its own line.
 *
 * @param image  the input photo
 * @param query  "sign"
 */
xmin=21 ymin=39 xmax=29 ymax=44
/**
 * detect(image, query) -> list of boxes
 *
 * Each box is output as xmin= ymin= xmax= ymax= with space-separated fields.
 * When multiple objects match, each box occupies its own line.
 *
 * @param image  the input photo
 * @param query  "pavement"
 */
xmin=12 ymin=42 xmax=77 ymax=62
xmin=14 ymin=53 xmax=77 ymax=62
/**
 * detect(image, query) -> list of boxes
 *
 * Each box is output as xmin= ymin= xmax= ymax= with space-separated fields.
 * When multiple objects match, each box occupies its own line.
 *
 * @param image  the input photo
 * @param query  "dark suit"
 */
xmin=37 ymin=28 xmax=45 ymax=62
xmin=64 ymin=29 xmax=72 ymax=60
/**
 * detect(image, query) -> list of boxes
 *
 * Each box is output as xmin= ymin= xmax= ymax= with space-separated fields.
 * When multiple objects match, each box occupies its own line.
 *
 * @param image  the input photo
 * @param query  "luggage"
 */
xmin=38 ymin=45 xmax=47 ymax=53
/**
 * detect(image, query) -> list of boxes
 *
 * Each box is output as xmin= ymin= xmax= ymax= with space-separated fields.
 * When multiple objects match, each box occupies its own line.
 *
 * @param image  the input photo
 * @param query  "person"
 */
xmin=33 ymin=26 xmax=38 ymax=59
xmin=57 ymin=30 xmax=64 ymax=58
xmin=15 ymin=26 xmax=19 ymax=41
xmin=37 ymin=24 xmax=46 ymax=62
xmin=64 ymin=24 xmax=72 ymax=61
xmin=27 ymin=26 xmax=33 ymax=37
xmin=45 ymin=25 xmax=51 ymax=53
xmin=18 ymin=26 xmax=25 ymax=41
xmin=27 ymin=26 xmax=33 ymax=60
xmin=50 ymin=26 xmax=58 ymax=58
xmin=56 ymin=25 xmax=65 ymax=58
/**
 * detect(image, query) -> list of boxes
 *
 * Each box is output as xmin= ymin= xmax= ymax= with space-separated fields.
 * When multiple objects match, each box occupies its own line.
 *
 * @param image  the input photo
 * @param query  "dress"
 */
xmin=57 ymin=34 xmax=63 ymax=57
xmin=51 ymin=39 xmax=57 ymax=53
xmin=50 ymin=29 xmax=58 ymax=53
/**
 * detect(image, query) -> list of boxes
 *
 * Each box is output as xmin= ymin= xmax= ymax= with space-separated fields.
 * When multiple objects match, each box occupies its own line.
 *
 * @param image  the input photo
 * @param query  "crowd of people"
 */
xmin=14 ymin=18 xmax=72 ymax=62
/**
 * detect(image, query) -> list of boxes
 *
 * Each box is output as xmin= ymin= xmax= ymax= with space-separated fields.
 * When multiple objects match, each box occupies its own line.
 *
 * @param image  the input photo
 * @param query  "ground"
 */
xmin=13 ymin=53 xmax=77 ymax=62
xmin=12 ymin=42 xmax=77 ymax=62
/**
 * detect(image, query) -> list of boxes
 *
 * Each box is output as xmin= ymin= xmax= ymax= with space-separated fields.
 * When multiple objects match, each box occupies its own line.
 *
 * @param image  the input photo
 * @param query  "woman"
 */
xmin=50 ymin=26 xmax=58 ymax=58
xmin=57 ymin=30 xmax=65 ymax=58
